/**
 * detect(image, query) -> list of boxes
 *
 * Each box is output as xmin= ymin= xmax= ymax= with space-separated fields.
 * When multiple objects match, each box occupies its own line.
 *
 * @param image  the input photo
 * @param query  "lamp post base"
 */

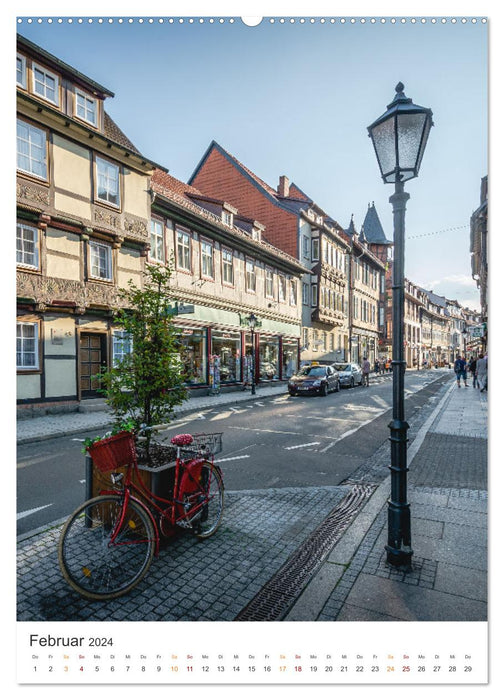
xmin=385 ymin=542 xmax=413 ymax=571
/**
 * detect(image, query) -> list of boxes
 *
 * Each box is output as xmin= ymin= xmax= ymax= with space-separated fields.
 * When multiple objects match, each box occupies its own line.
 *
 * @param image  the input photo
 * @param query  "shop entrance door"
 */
xmin=80 ymin=332 xmax=107 ymax=398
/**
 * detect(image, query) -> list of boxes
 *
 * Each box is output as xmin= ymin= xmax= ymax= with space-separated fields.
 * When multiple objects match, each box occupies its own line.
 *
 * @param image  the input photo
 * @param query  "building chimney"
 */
xmin=278 ymin=175 xmax=290 ymax=198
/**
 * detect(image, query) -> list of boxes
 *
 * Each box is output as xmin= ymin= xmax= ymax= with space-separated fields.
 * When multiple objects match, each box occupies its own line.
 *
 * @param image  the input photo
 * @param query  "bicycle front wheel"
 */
xmin=181 ymin=462 xmax=224 ymax=539
xmin=58 ymin=495 xmax=156 ymax=601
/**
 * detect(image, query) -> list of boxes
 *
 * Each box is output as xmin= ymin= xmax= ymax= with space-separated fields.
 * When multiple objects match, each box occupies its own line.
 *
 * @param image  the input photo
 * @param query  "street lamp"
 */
xmin=247 ymin=312 xmax=258 ymax=395
xmin=368 ymin=82 xmax=433 ymax=570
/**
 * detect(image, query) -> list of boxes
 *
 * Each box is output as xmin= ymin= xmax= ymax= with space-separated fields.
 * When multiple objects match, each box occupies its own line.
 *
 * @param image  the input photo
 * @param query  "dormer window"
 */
xmin=251 ymin=227 xmax=261 ymax=242
xmin=16 ymin=54 xmax=27 ymax=89
xmin=75 ymin=88 xmax=98 ymax=127
xmin=222 ymin=210 xmax=233 ymax=227
xmin=32 ymin=63 xmax=59 ymax=106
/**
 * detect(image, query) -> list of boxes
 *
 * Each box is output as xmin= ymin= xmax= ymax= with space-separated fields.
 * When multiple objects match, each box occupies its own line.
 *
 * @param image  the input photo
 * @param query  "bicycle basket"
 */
xmin=87 ymin=431 xmax=137 ymax=473
xmin=180 ymin=433 xmax=223 ymax=458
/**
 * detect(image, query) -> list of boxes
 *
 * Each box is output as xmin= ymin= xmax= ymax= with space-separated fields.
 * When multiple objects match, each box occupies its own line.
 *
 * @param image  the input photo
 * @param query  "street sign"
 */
xmin=470 ymin=326 xmax=485 ymax=338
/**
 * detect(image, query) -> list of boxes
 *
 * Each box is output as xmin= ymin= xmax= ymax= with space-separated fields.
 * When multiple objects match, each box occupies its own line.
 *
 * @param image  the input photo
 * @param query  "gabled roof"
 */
xmin=103 ymin=112 xmax=140 ymax=154
xmin=17 ymin=33 xmax=114 ymax=98
xmin=361 ymin=202 xmax=392 ymax=244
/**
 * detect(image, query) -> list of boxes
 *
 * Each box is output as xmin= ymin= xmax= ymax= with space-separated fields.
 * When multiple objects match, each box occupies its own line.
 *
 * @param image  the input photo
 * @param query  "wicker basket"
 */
xmin=180 ymin=432 xmax=223 ymax=459
xmin=87 ymin=431 xmax=137 ymax=473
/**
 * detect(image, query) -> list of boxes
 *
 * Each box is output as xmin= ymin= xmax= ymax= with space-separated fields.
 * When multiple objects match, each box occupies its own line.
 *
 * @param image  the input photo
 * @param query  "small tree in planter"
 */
xmin=99 ymin=262 xmax=187 ymax=463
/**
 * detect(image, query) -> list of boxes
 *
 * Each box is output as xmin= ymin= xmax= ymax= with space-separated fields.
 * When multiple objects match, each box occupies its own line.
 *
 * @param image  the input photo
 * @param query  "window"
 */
xmin=150 ymin=218 xmax=165 ymax=263
xmin=96 ymin=156 xmax=120 ymax=207
xmin=311 ymin=283 xmax=318 ymax=307
xmin=302 ymin=235 xmax=310 ymax=258
xmin=302 ymin=327 xmax=309 ymax=348
xmin=32 ymin=63 xmax=59 ymax=105
xmin=176 ymin=228 xmax=191 ymax=271
xmin=279 ymin=275 xmax=286 ymax=302
xmin=17 ymin=119 xmax=47 ymax=179
xmin=17 ymin=54 xmax=26 ymax=88
xmin=289 ymin=279 xmax=297 ymax=306
xmin=112 ymin=330 xmax=133 ymax=366
xmin=222 ymin=211 xmax=233 ymax=227
xmin=17 ymin=322 xmax=38 ymax=369
xmin=17 ymin=223 xmax=39 ymax=269
xmin=89 ymin=241 xmax=112 ymax=280
xmin=222 ymin=248 xmax=234 ymax=285
xmin=75 ymin=88 xmax=97 ymax=127
xmin=302 ymin=282 xmax=309 ymax=305
xmin=265 ymin=268 xmax=274 ymax=297
xmin=201 ymin=240 xmax=214 ymax=279
xmin=312 ymin=238 xmax=320 ymax=261
xmin=246 ymin=260 xmax=256 ymax=292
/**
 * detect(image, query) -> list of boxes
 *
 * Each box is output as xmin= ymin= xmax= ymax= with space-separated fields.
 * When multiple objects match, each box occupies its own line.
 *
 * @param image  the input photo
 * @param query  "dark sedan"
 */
xmin=288 ymin=364 xmax=340 ymax=396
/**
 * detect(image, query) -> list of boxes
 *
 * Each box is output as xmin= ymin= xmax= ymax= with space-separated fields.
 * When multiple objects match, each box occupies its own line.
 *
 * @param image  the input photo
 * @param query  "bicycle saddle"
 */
xmin=171 ymin=434 xmax=194 ymax=446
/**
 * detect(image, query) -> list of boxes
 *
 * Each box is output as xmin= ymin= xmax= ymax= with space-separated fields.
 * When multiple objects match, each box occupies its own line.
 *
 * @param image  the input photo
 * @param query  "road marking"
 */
xmin=17 ymin=504 xmax=53 ymax=520
xmin=285 ymin=441 xmax=321 ymax=450
xmin=218 ymin=455 xmax=251 ymax=462
xmin=71 ymin=438 xmax=85 ymax=442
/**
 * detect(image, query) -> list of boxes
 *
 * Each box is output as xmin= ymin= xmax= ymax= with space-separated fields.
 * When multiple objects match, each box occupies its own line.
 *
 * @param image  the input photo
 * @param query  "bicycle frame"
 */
xmin=99 ymin=444 xmax=220 ymax=556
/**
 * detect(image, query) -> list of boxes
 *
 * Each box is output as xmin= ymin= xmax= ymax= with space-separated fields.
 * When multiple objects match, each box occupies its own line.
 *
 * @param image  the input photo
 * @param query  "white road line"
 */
xmin=17 ymin=504 xmax=53 ymax=520
xmin=217 ymin=455 xmax=251 ymax=462
xmin=71 ymin=438 xmax=85 ymax=442
xmin=285 ymin=441 xmax=321 ymax=451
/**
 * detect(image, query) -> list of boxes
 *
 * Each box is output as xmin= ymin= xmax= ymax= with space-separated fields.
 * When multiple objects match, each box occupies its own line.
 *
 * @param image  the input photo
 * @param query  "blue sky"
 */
xmin=16 ymin=13 xmax=488 ymax=309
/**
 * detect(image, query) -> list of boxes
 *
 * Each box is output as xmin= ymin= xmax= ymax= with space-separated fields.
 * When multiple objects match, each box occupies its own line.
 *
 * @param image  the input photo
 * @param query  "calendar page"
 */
xmin=11 ymin=0 xmax=495 ymax=694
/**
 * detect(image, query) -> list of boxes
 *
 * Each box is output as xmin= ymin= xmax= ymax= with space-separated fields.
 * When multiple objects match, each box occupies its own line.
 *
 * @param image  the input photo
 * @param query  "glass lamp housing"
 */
xmin=368 ymin=83 xmax=433 ymax=184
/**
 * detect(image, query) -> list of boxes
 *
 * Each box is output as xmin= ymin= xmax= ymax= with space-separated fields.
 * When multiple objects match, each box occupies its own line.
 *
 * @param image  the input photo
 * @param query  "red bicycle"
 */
xmin=58 ymin=429 xmax=224 ymax=600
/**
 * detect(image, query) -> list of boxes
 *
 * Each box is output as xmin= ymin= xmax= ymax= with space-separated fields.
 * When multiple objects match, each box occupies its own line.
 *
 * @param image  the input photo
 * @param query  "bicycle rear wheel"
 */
xmin=181 ymin=462 xmax=224 ymax=539
xmin=58 ymin=495 xmax=156 ymax=601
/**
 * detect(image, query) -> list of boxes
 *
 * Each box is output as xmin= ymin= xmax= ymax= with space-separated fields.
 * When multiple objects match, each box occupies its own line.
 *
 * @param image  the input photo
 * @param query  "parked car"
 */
xmin=332 ymin=363 xmax=363 ymax=388
xmin=288 ymin=363 xmax=340 ymax=396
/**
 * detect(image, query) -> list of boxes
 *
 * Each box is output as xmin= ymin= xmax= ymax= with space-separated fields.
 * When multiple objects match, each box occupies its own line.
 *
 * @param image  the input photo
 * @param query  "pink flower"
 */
xmin=171 ymin=433 xmax=194 ymax=446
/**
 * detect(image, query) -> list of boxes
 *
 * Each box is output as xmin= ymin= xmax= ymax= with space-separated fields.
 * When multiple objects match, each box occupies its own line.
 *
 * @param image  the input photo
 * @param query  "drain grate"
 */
xmin=235 ymin=482 xmax=376 ymax=621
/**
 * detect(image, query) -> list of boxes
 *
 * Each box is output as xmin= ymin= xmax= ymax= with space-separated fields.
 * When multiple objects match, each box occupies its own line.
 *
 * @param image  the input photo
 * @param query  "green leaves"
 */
xmin=98 ymin=262 xmax=187 ymax=444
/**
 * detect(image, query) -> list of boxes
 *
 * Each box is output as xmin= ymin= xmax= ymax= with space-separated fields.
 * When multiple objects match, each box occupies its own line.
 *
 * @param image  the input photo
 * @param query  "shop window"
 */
xmin=178 ymin=328 xmax=207 ymax=385
xmin=212 ymin=330 xmax=241 ymax=383
xmin=282 ymin=340 xmax=299 ymax=378
xmin=17 ymin=321 xmax=39 ymax=370
xmin=258 ymin=336 xmax=279 ymax=380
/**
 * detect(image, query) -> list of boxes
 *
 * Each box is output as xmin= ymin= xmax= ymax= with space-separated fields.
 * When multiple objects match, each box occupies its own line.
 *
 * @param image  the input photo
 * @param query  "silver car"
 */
xmin=332 ymin=363 xmax=363 ymax=388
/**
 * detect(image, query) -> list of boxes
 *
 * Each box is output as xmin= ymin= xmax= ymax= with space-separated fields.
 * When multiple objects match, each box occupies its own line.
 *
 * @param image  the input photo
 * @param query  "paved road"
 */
xmin=17 ymin=370 xmax=450 ymax=536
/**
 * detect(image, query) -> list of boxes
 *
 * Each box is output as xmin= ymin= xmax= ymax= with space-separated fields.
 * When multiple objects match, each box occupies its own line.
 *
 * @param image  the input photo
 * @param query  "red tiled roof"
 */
xmin=151 ymin=169 xmax=203 ymax=198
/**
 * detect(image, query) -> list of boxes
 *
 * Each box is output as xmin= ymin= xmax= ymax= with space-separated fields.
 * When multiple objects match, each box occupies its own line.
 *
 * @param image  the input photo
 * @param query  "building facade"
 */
xmin=470 ymin=175 xmax=488 ymax=351
xmin=150 ymin=169 xmax=306 ymax=393
xmin=16 ymin=35 xmax=156 ymax=415
xmin=346 ymin=223 xmax=385 ymax=365
xmin=188 ymin=141 xmax=351 ymax=365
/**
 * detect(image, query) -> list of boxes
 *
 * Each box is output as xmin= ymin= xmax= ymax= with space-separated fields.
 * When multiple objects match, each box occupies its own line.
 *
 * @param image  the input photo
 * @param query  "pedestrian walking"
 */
xmin=476 ymin=353 xmax=487 ymax=392
xmin=374 ymin=359 xmax=379 ymax=374
xmin=362 ymin=357 xmax=371 ymax=386
xmin=468 ymin=355 xmax=477 ymax=388
xmin=454 ymin=354 xmax=468 ymax=387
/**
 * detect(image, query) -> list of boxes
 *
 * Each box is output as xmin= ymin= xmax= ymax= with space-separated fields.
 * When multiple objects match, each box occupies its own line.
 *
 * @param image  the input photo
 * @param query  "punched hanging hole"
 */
xmin=241 ymin=16 xmax=263 ymax=27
